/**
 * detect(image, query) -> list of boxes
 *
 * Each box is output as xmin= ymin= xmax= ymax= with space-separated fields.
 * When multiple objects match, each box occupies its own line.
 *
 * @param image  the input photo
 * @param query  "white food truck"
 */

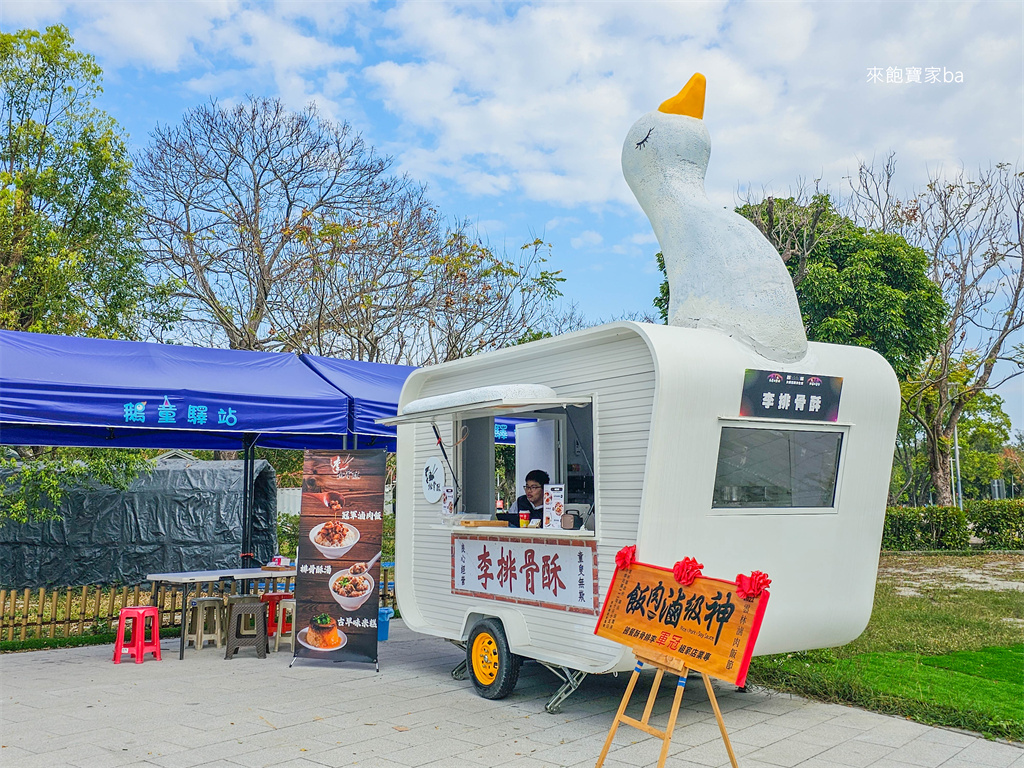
xmin=383 ymin=321 xmax=900 ymax=711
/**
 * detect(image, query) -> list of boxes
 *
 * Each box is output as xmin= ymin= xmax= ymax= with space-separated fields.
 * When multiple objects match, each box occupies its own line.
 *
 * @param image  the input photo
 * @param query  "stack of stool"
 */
xmin=113 ymin=606 xmax=162 ymax=664
xmin=224 ymin=598 xmax=268 ymax=659
xmin=184 ymin=596 xmax=225 ymax=649
xmin=274 ymin=598 xmax=297 ymax=652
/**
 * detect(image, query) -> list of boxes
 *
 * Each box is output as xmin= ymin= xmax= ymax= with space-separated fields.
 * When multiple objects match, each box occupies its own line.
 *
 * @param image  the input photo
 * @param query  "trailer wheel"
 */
xmin=467 ymin=618 xmax=521 ymax=699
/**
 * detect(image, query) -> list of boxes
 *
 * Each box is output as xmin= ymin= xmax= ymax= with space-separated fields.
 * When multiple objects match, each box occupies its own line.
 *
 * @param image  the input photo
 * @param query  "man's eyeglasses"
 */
xmin=524 ymin=484 xmax=542 ymax=491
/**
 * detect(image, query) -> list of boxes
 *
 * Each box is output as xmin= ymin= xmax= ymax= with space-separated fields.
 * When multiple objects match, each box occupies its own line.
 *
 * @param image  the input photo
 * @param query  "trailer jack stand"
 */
xmin=448 ymin=640 xmax=468 ymax=680
xmin=539 ymin=663 xmax=588 ymax=713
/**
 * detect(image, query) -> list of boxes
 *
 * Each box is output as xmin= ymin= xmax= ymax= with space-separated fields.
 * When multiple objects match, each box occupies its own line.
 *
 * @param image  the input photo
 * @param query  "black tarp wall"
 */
xmin=0 ymin=459 xmax=277 ymax=587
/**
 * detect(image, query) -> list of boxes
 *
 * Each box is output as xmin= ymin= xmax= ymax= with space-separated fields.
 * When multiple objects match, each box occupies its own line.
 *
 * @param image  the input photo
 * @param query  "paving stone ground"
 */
xmin=1 ymin=620 xmax=1021 ymax=768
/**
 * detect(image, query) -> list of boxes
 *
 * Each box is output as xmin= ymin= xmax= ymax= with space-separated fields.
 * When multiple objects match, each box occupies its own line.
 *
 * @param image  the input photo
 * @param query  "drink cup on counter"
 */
xmin=519 ymin=511 xmax=530 ymax=527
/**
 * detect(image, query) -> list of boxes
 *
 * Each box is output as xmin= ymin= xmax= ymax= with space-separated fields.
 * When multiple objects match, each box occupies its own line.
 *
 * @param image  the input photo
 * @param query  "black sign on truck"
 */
xmin=739 ymin=370 xmax=843 ymax=422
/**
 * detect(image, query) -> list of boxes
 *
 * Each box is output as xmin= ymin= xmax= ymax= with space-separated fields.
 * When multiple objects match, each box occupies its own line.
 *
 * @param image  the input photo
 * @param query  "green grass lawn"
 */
xmin=748 ymin=553 xmax=1024 ymax=741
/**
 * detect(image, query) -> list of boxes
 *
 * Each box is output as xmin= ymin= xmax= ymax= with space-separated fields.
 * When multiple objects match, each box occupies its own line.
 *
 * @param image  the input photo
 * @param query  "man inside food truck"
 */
xmin=495 ymin=469 xmax=548 ymax=528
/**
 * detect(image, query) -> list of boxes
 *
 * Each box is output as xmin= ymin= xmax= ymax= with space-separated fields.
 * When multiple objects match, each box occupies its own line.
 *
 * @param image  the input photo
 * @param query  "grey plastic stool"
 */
xmin=224 ymin=598 xmax=268 ymax=659
xmin=184 ymin=597 xmax=225 ymax=649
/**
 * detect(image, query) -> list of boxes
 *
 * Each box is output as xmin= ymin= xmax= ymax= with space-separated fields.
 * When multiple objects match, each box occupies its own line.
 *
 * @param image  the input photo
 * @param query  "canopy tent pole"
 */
xmin=240 ymin=434 xmax=258 ymax=590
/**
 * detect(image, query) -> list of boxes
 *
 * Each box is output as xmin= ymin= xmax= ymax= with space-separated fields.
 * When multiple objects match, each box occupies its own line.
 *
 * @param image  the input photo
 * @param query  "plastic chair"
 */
xmin=113 ymin=606 xmax=162 ymax=664
xmin=224 ymin=598 xmax=268 ymax=659
xmin=260 ymin=591 xmax=291 ymax=637
xmin=274 ymin=598 xmax=297 ymax=652
xmin=184 ymin=597 xmax=225 ymax=649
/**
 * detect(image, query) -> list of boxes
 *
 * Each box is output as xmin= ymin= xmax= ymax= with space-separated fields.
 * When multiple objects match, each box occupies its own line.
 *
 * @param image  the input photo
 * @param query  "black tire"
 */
xmin=466 ymin=618 xmax=521 ymax=699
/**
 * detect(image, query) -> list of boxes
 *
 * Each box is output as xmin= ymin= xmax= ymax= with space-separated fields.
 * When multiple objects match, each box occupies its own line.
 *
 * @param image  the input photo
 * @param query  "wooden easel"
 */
xmin=595 ymin=655 xmax=739 ymax=768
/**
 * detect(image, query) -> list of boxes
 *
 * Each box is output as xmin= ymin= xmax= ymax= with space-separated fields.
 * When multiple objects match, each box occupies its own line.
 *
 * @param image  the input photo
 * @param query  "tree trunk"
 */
xmin=213 ymin=451 xmax=238 ymax=461
xmin=928 ymin=439 xmax=954 ymax=506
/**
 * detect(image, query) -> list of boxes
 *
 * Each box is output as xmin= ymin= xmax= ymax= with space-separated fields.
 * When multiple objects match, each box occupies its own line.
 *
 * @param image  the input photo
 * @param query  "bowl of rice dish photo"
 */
xmin=309 ymin=519 xmax=360 ymax=558
xmin=329 ymin=570 xmax=375 ymax=610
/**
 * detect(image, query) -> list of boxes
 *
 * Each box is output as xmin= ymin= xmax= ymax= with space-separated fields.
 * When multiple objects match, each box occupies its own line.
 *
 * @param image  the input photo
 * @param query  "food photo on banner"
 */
xmin=294 ymin=450 xmax=385 ymax=666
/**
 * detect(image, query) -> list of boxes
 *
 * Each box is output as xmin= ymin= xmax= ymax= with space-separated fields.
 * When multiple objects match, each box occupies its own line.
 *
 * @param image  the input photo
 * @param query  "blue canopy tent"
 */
xmin=300 ymin=354 xmax=413 ymax=450
xmin=0 ymin=331 xmax=522 ymax=450
xmin=2 ymin=330 xmax=370 ymax=568
xmin=0 ymin=330 xmax=355 ymax=450
xmin=301 ymin=353 xmax=521 ymax=446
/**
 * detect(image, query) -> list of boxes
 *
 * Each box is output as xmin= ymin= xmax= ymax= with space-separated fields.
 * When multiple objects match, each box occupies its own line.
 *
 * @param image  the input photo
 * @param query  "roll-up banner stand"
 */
xmin=293 ymin=450 xmax=385 ymax=667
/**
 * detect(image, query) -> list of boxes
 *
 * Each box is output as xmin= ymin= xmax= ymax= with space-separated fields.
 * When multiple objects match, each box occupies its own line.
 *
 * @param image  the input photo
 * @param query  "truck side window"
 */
xmin=712 ymin=427 xmax=842 ymax=508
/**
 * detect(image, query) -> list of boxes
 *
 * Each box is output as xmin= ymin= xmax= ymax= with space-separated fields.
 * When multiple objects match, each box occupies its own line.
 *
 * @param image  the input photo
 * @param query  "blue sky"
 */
xmin=4 ymin=0 xmax=1023 ymax=431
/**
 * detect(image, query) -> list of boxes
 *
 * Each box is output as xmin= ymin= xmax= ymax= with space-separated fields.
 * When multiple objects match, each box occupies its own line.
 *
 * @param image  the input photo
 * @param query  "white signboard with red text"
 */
xmin=451 ymin=534 xmax=599 ymax=614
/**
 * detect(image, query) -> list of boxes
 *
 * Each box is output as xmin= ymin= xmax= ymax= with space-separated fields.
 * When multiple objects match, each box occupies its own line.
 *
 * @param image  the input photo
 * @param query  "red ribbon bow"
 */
xmin=672 ymin=557 xmax=703 ymax=586
xmin=736 ymin=570 xmax=771 ymax=599
xmin=615 ymin=545 xmax=637 ymax=570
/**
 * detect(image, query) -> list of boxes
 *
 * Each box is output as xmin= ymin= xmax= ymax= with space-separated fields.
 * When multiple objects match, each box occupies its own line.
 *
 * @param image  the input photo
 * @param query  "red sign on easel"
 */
xmin=595 ymin=555 xmax=769 ymax=686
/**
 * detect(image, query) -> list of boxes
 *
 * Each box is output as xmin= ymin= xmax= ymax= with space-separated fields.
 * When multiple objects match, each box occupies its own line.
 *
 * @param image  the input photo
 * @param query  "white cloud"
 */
xmin=364 ymin=2 xmax=725 ymax=208
xmin=9 ymin=0 xmax=364 ymax=115
xmin=571 ymin=230 xmax=603 ymax=249
xmin=544 ymin=217 xmax=580 ymax=231
xmin=6 ymin=0 xmax=1022 ymax=426
xmin=361 ymin=0 xmax=1020 ymax=213
xmin=14 ymin=0 xmax=1020 ymax=213
xmin=29 ymin=0 xmax=239 ymax=71
xmin=3 ymin=0 xmax=72 ymax=27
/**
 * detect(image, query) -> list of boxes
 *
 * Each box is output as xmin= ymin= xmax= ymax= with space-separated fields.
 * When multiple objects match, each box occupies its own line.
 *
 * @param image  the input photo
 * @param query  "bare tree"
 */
xmin=851 ymin=161 xmax=1024 ymax=505
xmin=136 ymin=97 xmax=564 ymax=364
xmin=419 ymin=236 xmax=565 ymax=363
xmin=843 ymin=152 xmax=907 ymax=234
xmin=135 ymin=97 xmax=391 ymax=350
xmin=268 ymin=208 xmax=566 ymax=364
xmin=272 ymin=186 xmax=445 ymax=362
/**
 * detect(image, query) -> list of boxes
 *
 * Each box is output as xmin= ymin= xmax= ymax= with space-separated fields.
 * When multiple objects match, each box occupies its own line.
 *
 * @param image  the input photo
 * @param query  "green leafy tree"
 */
xmin=0 ymin=448 xmax=155 ymax=525
xmin=0 ymin=26 xmax=174 ymax=524
xmin=653 ymin=252 xmax=670 ymax=323
xmin=889 ymin=394 xmax=933 ymax=505
xmin=955 ymin=391 xmax=1013 ymax=499
xmin=1004 ymin=435 xmax=1023 ymax=499
xmin=0 ymin=25 xmax=176 ymax=337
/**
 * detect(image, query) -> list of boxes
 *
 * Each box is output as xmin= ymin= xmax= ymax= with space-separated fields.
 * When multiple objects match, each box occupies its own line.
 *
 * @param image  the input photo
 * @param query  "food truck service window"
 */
xmin=712 ymin=426 xmax=843 ymax=509
xmin=457 ymin=403 xmax=595 ymax=531
xmin=381 ymin=384 xmax=593 ymax=529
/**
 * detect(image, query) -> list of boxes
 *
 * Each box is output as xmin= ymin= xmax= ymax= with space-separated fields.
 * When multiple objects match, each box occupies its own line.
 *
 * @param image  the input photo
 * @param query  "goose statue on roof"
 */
xmin=622 ymin=73 xmax=808 ymax=363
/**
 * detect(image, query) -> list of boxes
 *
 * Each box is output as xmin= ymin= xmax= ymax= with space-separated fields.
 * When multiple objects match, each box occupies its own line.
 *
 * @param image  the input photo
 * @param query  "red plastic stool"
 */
xmin=113 ymin=606 xmax=162 ymax=664
xmin=260 ymin=592 xmax=291 ymax=637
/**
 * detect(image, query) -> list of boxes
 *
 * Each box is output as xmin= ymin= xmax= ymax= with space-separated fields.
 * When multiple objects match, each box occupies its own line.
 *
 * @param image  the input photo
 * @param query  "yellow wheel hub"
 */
xmin=471 ymin=632 xmax=499 ymax=684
